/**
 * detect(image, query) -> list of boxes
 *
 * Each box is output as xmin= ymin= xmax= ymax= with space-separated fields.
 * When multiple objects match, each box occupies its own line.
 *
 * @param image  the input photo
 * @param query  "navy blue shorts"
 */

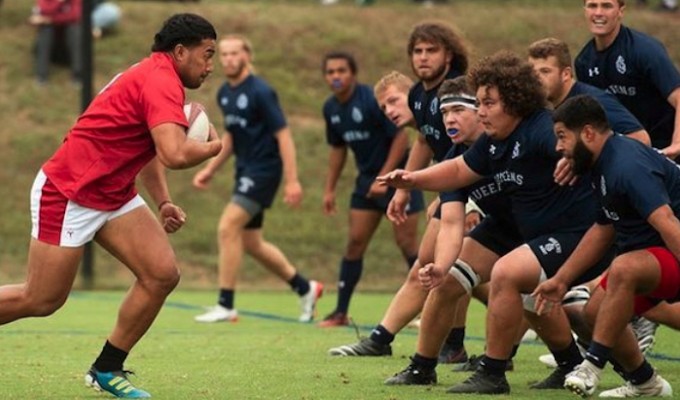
xmin=233 ymin=172 xmax=282 ymax=209
xmin=350 ymin=188 xmax=425 ymax=215
xmin=468 ymin=216 xmax=523 ymax=257
xmin=528 ymin=231 xmax=614 ymax=285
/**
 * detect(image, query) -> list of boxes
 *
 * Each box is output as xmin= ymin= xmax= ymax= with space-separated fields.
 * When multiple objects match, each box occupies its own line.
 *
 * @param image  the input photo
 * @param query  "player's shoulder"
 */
xmin=408 ymin=81 xmax=426 ymax=98
xmin=574 ymin=39 xmax=596 ymax=63
xmin=620 ymin=26 xmax=668 ymax=57
xmin=248 ymin=75 xmax=277 ymax=95
xmin=322 ymin=95 xmax=338 ymax=115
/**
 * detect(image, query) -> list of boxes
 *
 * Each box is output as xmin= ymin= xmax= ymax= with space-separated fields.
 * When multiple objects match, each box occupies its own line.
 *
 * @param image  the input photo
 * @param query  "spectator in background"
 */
xmin=29 ymin=0 xmax=82 ymax=85
xmin=92 ymin=0 xmax=121 ymax=39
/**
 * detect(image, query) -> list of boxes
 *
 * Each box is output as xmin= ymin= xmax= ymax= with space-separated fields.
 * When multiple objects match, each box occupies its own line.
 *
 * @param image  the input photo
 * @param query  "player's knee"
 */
xmin=29 ymin=295 xmax=68 ymax=317
xmin=217 ymin=223 xmax=239 ymax=243
xmin=394 ymin=233 xmax=417 ymax=254
xmin=489 ymin=260 xmax=519 ymax=289
xmin=607 ymin=260 xmax=639 ymax=288
xmin=142 ymin=264 xmax=180 ymax=294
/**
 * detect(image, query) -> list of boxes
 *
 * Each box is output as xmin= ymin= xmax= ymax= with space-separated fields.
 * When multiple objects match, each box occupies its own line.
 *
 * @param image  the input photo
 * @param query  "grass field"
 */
xmin=0 ymin=1 xmax=679 ymax=288
xmin=1 ymin=290 xmax=679 ymax=399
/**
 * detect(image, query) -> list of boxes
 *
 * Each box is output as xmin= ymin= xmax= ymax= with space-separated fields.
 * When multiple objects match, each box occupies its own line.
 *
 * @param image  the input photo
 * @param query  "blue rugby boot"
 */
xmin=85 ymin=367 xmax=151 ymax=398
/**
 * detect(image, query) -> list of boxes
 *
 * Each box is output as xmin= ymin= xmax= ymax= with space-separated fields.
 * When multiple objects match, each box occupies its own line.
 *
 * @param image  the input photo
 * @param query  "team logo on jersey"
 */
xmin=414 ymin=101 xmax=422 ymax=111
xmin=511 ymin=142 xmax=521 ymax=159
xmin=237 ymin=94 xmax=248 ymax=110
xmin=331 ymin=115 xmax=341 ymax=124
xmin=238 ymin=177 xmax=255 ymax=193
xmin=615 ymin=55 xmax=626 ymax=75
xmin=430 ymin=98 xmax=439 ymax=116
xmin=220 ymin=96 xmax=229 ymax=107
xmin=489 ymin=144 xmax=496 ymax=155
xmin=602 ymin=207 xmax=620 ymax=221
xmin=352 ymin=107 xmax=363 ymax=123
xmin=539 ymin=237 xmax=562 ymax=255
xmin=588 ymin=67 xmax=600 ymax=77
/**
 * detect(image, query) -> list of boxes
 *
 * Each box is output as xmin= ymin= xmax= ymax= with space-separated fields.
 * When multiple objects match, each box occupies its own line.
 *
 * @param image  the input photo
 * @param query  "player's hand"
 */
xmin=465 ymin=211 xmax=482 ymax=233
xmin=160 ymin=202 xmax=186 ymax=233
xmin=386 ymin=189 xmax=410 ymax=224
xmin=367 ymin=180 xmax=388 ymax=198
xmin=554 ymin=157 xmax=578 ymax=186
xmin=284 ymin=180 xmax=303 ymax=208
xmin=28 ymin=14 xmax=50 ymax=25
xmin=531 ymin=277 xmax=567 ymax=316
xmin=660 ymin=142 xmax=680 ymax=160
xmin=323 ymin=191 xmax=336 ymax=215
xmin=207 ymin=123 xmax=220 ymax=142
xmin=192 ymin=168 xmax=213 ymax=190
xmin=376 ymin=169 xmax=416 ymax=189
xmin=418 ymin=263 xmax=446 ymax=290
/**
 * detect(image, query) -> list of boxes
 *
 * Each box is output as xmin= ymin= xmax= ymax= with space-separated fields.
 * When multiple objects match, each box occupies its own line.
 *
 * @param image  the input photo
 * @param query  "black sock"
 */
xmin=93 ymin=341 xmax=128 ymax=372
xmin=412 ymin=353 xmax=438 ymax=370
xmin=406 ymin=255 xmax=418 ymax=270
xmin=445 ymin=327 xmax=466 ymax=350
xmin=480 ymin=355 xmax=507 ymax=377
xmin=585 ymin=341 xmax=611 ymax=369
xmin=336 ymin=258 xmax=363 ymax=313
xmin=610 ymin=358 xmax=628 ymax=381
xmin=288 ymin=273 xmax=310 ymax=296
xmin=553 ymin=339 xmax=584 ymax=370
xmin=218 ymin=288 xmax=234 ymax=309
xmin=370 ymin=324 xmax=395 ymax=346
xmin=628 ymin=359 xmax=655 ymax=385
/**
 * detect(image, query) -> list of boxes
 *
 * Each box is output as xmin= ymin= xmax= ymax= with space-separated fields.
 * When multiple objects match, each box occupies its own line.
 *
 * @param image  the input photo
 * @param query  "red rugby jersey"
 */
xmin=42 ymin=52 xmax=189 ymax=210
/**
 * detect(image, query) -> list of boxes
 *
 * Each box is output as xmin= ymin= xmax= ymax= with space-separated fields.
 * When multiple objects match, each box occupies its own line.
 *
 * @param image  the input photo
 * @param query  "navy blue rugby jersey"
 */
xmin=323 ymin=84 xmax=401 ymax=195
xmin=408 ymin=69 xmax=462 ymax=162
xmin=440 ymin=142 xmax=515 ymax=229
xmin=217 ymin=74 xmax=286 ymax=174
xmin=593 ymin=134 xmax=680 ymax=253
xmin=575 ymin=26 xmax=680 ymax=149
xmin=463 ymin=109 xmax=596 ymax=240
xmin=565 ymin=82 xmax=642 ymax=136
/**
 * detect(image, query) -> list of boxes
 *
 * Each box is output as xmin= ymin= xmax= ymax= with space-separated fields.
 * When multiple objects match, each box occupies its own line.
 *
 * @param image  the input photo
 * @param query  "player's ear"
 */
xmin=171 ymin=44 xmax=187 ymax=63
xmin=581 ymin=124 xmax=595 ymax=142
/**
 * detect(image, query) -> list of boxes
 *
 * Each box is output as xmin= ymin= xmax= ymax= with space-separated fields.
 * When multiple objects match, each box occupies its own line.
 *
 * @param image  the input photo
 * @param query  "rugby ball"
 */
xmin=183 ymin=102 xmax=210 ymax=142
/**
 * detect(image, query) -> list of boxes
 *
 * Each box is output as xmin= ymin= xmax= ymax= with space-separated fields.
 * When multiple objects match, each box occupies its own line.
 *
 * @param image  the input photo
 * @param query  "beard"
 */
xmin=419 ymin=63 xmax=448 ymax=85
xmin=225 ymin=60 xmax=246 ymax=79
xmin=572 ymin=139 xmax=594 ymax=175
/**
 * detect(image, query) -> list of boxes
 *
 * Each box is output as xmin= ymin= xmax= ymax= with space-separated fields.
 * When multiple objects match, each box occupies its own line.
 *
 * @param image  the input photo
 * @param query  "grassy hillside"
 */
xmin=0 ymin=0 xmax=678 ymax=288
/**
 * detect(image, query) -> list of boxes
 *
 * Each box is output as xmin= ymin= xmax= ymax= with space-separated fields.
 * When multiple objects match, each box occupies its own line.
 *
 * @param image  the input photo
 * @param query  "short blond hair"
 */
xmin=374 ymin=71 xmax=414 ymax=98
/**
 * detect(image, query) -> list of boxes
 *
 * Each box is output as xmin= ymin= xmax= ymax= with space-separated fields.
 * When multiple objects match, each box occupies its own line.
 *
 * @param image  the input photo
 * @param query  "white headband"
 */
xmin=439 ymin=93 xmax=478 ymax=110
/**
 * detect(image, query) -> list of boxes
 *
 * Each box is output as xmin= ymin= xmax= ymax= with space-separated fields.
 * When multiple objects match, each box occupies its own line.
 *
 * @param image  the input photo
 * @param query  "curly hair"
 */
xmin=151 ymin=13 xmax=217 ymax=53
xmin=407 ymin=21 xmax=470 ymax=74
xmin=468 ymin=50 xmax=546 ymax=118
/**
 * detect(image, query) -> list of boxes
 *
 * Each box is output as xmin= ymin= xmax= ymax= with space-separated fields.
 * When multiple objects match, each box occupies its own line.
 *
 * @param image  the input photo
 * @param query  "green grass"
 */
xmin=2 ymin=290 xmax=679 ymax=399
xmin=0 ymin=1 xmax=679 ymax=287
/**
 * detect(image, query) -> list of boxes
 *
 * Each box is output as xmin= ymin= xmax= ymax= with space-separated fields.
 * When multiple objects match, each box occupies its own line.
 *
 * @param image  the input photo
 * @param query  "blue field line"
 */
xmin=7 ymin=292 xmax=679 ymax=363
